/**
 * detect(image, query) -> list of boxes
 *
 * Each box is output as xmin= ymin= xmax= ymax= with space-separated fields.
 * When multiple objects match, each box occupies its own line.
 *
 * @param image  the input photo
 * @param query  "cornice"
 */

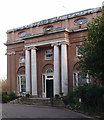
xmin=4 ymin=40 xmax=24 ymax=46
xmin=7 ymin=7 xmax=101 ymax=33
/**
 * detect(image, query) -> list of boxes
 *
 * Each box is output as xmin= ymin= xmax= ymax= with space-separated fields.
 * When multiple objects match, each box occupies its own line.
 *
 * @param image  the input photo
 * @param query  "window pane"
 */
xmin=47 ymin=76 xmax=53 ymax=78
xmin=45 ymin=49 xmax=52 ymax=60
xmin=19 ymin=55 xmax=25 ymax=63
xmin=73 ymin=72 xmax=90 ymax=88
xmin=73 ymin=73 xmax=77 ymax=87
xmin=46 ymin=68 xmax=53 ymax=73
xmin=21 ymin=76 xmax=26 ymax=92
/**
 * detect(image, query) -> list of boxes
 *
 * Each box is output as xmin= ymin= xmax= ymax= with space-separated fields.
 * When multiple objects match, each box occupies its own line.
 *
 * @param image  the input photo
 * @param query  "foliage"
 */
xmin=9 ymin=92 xmax=16 ymax=101
xmin=0 ymin=78 xmax=7 ymax=92
xmin=65 ymin=84 xmax=104 ymax=113
xmin=2 ymin=92 xmax=17 ymax=103
xmin=78 ymin=8 xmax=104 ymax=85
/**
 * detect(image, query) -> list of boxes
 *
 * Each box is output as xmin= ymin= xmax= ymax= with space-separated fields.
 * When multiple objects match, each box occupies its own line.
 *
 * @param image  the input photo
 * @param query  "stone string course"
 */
xmin=7 ymin=7 xmax=101 ymax=33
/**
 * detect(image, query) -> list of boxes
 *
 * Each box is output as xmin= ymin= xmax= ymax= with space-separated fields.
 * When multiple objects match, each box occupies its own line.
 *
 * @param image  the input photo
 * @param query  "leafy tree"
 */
xmin=78 ymin=7 xmax=104 ymax=86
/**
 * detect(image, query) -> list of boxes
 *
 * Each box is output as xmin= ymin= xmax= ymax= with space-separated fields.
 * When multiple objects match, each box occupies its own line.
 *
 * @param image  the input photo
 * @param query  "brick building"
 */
xmin=5 ymin=7 xmax=101 ymax=98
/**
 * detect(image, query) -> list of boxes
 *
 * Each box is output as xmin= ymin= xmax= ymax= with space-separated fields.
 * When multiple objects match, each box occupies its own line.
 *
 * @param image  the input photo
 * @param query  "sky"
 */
xmin=0 ymin=0 xmax=103 ymax=80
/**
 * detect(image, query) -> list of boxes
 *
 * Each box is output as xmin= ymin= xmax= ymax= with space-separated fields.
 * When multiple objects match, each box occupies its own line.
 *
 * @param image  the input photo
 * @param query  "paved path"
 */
xmin=2 ymin=104 xmax=90 ymax=118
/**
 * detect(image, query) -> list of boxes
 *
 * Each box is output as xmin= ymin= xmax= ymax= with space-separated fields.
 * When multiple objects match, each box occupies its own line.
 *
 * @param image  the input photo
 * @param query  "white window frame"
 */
xmin=19 ymin=55 xmax=25 ymax=63
xmin=17 ymin=75 xmax=26 ymax=96
xmin=45 ymin=49 xmax=53 ymax=60
xmin=73 ymin=71 xmax=90 ymax=90
xmin=76 ymin=45 xmax=82 ymax=57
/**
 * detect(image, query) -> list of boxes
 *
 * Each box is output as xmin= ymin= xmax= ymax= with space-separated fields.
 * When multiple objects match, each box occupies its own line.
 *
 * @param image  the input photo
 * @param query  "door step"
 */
xmin=10 ymin=97 xmax=65 ymax=107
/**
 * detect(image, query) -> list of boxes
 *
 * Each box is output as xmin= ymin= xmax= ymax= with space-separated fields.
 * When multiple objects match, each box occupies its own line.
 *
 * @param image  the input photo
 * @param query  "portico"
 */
xmin=25 ymin=40 xmax=69 ymax=97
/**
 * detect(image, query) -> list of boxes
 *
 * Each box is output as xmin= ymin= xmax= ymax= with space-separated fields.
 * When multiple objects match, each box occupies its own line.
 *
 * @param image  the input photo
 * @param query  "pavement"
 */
xmin=1 ymin=103 xmax=92 ymax=119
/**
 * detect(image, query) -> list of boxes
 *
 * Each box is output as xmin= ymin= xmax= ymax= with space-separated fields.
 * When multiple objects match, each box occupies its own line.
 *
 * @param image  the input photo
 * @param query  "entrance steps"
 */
xmin=9 ymin=97 xmax=65 ymax=107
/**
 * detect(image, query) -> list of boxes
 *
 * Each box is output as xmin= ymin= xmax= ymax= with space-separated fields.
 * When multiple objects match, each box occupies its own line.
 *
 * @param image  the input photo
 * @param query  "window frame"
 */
xmin=17 ymin=75 xmax=26 ymax=94
xmin=19 ymin=54 xmax=25 ymax=63
xmin=73 ymin=71 xmax=91 ymax=90
xmin=75 ymin=17 xmax=87 ymax=25
xmin=76 ymin=45 xmax=82 ymax=57
xmin=45 ymin=49 xmax=53 ymax=60
xmin=18 ymin=31 xmax=27 ymax=38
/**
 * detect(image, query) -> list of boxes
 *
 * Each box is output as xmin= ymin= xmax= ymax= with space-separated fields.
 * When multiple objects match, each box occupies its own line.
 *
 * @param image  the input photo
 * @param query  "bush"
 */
xmin=9 ymin=92 xmax=16 ymax=101
xmin=2 ymin=92 xmax=17 ymax=103
xmin=65 ymin=84 xmax=104 ymax=113
xmin=2 ymin=95 xmax=10 ymax=103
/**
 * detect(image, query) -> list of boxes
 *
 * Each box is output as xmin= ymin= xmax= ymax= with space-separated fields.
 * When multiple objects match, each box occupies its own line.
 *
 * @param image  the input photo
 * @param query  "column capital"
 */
xmin=51 ymin=43 xmax=59 ymax=47
xmin=59 ymin=41 xmax=69 ymax=46
xmin=24 ymin=46 xmax=37 ymax=51
xmin=24 ymin=47 xmax=31 ymax=51
xmin=30 ymin=46 xmax=37 ymax=50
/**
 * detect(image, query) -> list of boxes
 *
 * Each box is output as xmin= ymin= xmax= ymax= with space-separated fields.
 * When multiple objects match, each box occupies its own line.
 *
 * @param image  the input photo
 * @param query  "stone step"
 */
xmin=23 ymin=98 xmax=51 ymax=106
xmin=10 ymin=97 xmax=65 ymax=107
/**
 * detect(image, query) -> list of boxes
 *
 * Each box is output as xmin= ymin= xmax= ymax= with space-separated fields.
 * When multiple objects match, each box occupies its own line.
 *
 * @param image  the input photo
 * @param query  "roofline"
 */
xmin=7 ymin=7 xmax=101 ymax=33
xmin=4 ymin=40 xmax=24 ymax=46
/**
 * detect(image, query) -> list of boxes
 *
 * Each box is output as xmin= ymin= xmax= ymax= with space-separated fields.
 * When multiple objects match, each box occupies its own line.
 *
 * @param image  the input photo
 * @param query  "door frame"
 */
xmin=17 ymin=74 xmax=26 ymax=96
xmin=42 ymin=73 xmax=54 ymax=98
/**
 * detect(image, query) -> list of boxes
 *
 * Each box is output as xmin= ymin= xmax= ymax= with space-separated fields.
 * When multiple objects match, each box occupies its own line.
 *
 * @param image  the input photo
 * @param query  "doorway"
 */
xmin=42 ymin=73 xmax=54 ymax=98
xmin=46 ymin=79 xmax=53 ymax=98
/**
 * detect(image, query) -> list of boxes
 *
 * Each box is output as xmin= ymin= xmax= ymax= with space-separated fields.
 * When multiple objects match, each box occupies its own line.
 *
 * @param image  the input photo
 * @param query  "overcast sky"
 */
xmin=0 ymin=0 xmax=103 ymax=79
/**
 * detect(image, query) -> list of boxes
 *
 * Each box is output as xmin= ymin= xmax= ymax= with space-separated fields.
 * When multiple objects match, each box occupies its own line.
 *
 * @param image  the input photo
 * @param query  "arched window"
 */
xmin=46 ymin=68 xmax=53 ymax=74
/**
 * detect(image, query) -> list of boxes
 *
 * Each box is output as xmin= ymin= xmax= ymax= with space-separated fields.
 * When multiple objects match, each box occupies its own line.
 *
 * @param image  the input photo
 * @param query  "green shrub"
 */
xmin=2 ymin=95 xmax=10 ymax=103
xmin=2 ymin=92 xmax=17 ymax=103
xmin=65 ymin=84 xmax=104 ymax=112
xmin=9 ymin=92 xmax=16 ymax=101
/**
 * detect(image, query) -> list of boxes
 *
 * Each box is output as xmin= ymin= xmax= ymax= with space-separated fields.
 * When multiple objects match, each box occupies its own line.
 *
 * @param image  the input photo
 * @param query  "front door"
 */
xmin=42 ymin=73 xmax=54 ymax=98
xmin=46 ymin=79 xmax=53 ymax=98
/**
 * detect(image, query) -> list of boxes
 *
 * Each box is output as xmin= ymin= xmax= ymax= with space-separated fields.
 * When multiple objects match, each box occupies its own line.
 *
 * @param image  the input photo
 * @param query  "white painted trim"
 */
xmin=45 ymin=49 xmax=53 ymax=60
xmin=42 ymin=74 xmax=46 ymax=98
xmin=17 ymin=75 xmax=26 ymax=96
xmin=24 ymin=39 xmax=68 ymax=48
xmin=76 ymin=45 xmax=83 ymax=57
xmin=42 ymin=73 xmax=54 ymax=98
xmin=73 ymin=71 xmax=90 ymax=90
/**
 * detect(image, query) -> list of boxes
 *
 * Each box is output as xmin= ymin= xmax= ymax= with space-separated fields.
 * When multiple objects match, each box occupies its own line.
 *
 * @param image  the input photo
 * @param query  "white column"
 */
xmin=25 ymin=49 xmax=30 ymax=94
xmin=54 ymin=45 xmax=60 ymax=96
xmin=31 ymin=47 xmax=37 ymax=96
xmin=61 ymin=43 xmax=68 ymax=95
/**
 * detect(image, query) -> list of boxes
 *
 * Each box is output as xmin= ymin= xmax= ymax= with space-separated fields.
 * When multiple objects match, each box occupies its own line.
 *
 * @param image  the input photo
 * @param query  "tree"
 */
xmin=0 ymin=77 xmax=7 ymax=92
xmin=78 ymin=7 xmax=104 ymax=86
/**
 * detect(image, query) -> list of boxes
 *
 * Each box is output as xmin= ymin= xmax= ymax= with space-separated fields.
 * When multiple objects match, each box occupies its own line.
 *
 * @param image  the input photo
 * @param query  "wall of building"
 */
xmin=6 ymin=7 xmax=101 ymax=95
